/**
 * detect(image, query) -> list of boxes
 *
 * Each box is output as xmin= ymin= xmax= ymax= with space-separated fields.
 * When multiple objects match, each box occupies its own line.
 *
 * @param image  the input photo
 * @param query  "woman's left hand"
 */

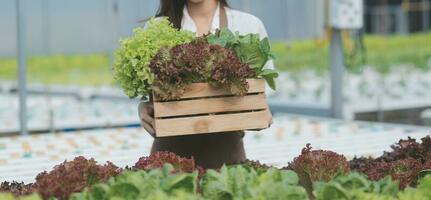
xmin=267 ymin=109 xmax=273 ymax=128
xmin=138 ymin=101 xmax=156 ymax=137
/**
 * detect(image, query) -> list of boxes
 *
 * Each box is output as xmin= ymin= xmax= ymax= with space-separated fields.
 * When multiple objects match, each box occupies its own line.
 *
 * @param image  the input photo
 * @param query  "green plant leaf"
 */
xmin=263 ymin=76 xmax=276 ymax=90
xmin=280 ymin=170 xmax=300 ymax=185
xmin=315 ymin=182 xmax=350 ymax=200
xmin=160 ymin=172 xmax=198 ymax=193
xmin=107 ymin=183 xmax=140 ymax=199
xmin=417 ymin=169 xmax=431 ymax=180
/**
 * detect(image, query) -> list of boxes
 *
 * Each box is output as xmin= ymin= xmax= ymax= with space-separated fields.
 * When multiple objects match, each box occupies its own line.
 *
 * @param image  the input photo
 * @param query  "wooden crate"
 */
xmin=153 ymin=79 xmax=271 ymax=137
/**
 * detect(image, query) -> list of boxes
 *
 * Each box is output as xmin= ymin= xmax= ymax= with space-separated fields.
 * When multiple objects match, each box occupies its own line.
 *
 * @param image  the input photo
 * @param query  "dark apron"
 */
xmin=151 ymin=131 xmax=245 ymax=169
xmin=150 ymin=6 xmax=246 ymax=169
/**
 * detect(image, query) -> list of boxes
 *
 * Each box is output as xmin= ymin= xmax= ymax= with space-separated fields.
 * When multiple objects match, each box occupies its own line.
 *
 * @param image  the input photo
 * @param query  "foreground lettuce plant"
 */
xmin=35 ymin=156 xmax=121 ymax=200
xmin=133 ymin=151 xmax=204 ymax=176
xmin=350 ymin=136 xmax=431 ymax=189
xmin=313 ymin=173 xmax=399 ymax=200
xmin=286 ymin=144 xmax=350 ymax=198
xmin=201 ymin=165 xmax=308 ymax=200
xmin=71 ymin=164 xmax=200 ymax=200
xmin=398 ymin=175 xmax=431 ymax=200
xmin=357 ymin=158 xmax=431 ymax=189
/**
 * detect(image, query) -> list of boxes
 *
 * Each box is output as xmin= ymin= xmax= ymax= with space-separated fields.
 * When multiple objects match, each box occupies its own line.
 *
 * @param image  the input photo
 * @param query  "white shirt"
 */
xmin=182 ymin=4 xmax=269 ymax=39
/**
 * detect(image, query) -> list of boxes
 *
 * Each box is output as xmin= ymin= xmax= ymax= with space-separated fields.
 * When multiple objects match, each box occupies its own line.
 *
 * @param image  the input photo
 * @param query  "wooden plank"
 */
xmin=154 ymin=94 xmax=267 ymax=118
xmin=154 ymin=79 xmax=265 ymax=101
xmin=155 ymin=110 xmax=270 ymax=137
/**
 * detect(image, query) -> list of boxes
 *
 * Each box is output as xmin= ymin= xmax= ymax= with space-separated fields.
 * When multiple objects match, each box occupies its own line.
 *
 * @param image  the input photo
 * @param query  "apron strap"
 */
xmin=219 ymin=6 xmax=228 ymax=28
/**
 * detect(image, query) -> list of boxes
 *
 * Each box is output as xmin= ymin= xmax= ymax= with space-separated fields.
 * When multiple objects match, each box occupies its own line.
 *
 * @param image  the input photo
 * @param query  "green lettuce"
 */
xmin=71 ymin=164 xmax=200 ymax=200
xmin=398 ymin=175 xmax=431 ymax=200
xmin=207 ymin=28 xmax=278 ymax=90
xmin=201 ymin=165 xmax=308 ymax=200
xmin=114 ymin=18 xmax=194 ymax=99
xmin=313 ymin=173 xmax=399 ymax=200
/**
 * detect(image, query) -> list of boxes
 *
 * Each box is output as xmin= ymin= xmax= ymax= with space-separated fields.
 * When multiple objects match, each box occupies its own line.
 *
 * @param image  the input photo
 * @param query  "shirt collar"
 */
xmin=182 ymin=2 xmax=221 ymax=35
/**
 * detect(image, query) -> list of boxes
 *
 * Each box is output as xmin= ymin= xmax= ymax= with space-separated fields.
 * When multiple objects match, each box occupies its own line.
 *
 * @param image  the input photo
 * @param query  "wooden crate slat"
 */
xmin=153 ymin=79 xmax=265 ymax=101
xmin=155 ymin=110 xmax=270 ymax=137
xmin=154 ymin=94 xmax=267 ymax=118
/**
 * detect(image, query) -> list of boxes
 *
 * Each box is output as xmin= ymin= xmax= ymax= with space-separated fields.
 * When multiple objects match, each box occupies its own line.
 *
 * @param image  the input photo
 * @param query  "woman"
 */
xmin=139 ymin=0 xmax=273 ymax=168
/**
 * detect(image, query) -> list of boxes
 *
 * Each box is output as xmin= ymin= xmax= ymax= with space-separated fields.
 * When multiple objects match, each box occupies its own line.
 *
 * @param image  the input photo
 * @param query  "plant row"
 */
xmin=1 ymin=136 xmax=430 ymax=200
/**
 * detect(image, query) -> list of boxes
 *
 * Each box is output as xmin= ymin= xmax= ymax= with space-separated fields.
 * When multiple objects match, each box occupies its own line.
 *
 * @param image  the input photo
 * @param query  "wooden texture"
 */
xmin=154 ymin=94 xmax=267 ymax=118
xmin=153 ymin=79 xmax=265 ymax=101
xmin=154 ymin=110 xmax=270 ymax=137
xmin=152 ymin=78 xmax=270 ymax=137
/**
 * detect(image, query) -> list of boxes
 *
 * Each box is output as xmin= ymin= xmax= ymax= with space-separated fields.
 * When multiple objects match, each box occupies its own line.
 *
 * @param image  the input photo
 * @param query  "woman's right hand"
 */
xmin=138 ymin=101 xmax=155 ymax=137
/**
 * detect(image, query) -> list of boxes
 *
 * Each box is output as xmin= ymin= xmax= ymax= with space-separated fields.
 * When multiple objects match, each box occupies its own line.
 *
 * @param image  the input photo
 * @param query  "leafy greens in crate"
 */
xmin=114 ymin=18 xmax=277 ymax=99
xmin=207 ymin=28 xmax=278 ymax=90
xmin=149 ymin=37 xmax=255 ymax=100
xmin=113 ymin=18 xmax=194 ymax=99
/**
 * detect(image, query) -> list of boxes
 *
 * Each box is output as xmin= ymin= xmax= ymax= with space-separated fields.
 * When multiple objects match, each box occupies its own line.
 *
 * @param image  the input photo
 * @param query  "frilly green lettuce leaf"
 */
xmin=207 ymin=28 xmax=279 ymax=91
xmin=201 ymin=165 xmax=307 ymax=200
xmin=114 ymin=18 xmax=194 ymax=99
xmin=313 ymin=173 xmax=400 ymax=200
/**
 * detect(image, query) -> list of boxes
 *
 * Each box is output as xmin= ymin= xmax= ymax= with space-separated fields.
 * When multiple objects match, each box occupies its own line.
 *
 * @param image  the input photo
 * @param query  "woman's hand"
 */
xmin=252 ymin=108 xmax=273 ymax=132
xmin=138 ymin=101 xmax=156 ymax=137
xmin=267 ymin=109 xmax=273 ymax=128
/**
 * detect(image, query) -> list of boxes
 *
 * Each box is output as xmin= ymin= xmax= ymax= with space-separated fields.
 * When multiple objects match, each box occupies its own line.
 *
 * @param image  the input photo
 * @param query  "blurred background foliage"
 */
xmin=272 ymin=32 xmax=431 ymax=75
xmin=0 ymin=33 xmax=430 ymax=85
xmin=0 ymin=54 xmax=111 ymax=85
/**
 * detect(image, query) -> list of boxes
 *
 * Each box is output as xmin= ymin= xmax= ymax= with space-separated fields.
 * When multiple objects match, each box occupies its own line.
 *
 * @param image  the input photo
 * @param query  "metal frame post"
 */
xmin=330 ymin=28 xmax=344 ymax=118
xmin=423 ymin=0 xmax=430 ymax=31
xmin=16 ymin=0 xmax=28 ymax=135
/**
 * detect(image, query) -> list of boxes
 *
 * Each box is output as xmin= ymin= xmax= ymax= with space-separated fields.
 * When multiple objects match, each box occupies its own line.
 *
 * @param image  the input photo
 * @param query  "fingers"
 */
xmin=138 ymin=101 xmax=146 ymax=118
xmin=141 ymin=121 xmax=156 ymax=137
xmin=267 ymin=109 xmax=273 ymax=128
xmin=138 ymin=102 xmax=154 ymax=123
xmin=138 ymin=101 xmax=156 ymax=137
xmin=141 ymin=111 xmax=154 ymax=125
xmin=138 ymin=101 xmax=153 ymax=116
xmin=146 ymin=102 xmax=154 ymax=116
